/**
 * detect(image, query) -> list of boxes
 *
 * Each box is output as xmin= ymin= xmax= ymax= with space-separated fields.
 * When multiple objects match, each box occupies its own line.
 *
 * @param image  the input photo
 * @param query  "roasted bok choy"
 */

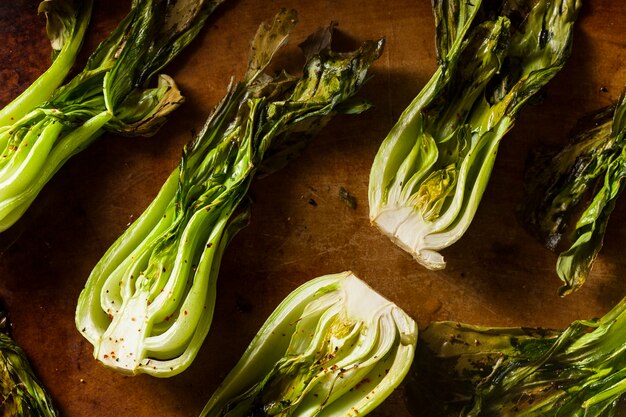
xmin=522 ymin=90 xmax=626 ymax=295
xmin=0 ymin=0 xmax=225 ymax=232
xmin=75 ymin=10 xmax=384 ymax=377
xmin=200 ymin=272 xmax=417 ymax=417
xmin=0 ymin=303 xmax=58 ymax=416
xmin=0 ymin=0 xmax=92 ymax=128
xmin=413 ymin=299 xmax=626 ymax=416
xmin=369 ymin=0 xmax=581 ymax=269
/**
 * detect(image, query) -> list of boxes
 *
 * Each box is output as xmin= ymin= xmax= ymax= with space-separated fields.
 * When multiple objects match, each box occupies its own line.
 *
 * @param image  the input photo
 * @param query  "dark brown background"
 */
xmin=1 ymin=1 xmax=625 ymax=416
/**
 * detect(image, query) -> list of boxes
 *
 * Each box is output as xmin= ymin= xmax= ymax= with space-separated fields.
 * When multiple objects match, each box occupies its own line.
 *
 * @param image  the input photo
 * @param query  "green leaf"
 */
xmin=523 ymin=88 xmax=626 ymax=295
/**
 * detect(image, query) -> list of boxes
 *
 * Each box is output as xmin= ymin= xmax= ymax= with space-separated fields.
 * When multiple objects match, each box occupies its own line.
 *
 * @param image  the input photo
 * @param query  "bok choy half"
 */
xmin=368 ymin=0 xmax=581 ymax=270
xmin=0 ymin=0 xmax=225 ymax=232
xmin=413 ymin=299 xmax=626 ymax=416
xmin=0 ymin=303 xmax=58 ymax=417
xmin=75 ymin=9 xmax=384 ymax=377
xmin=200 ymin=272 xmax=417 ymax=417
xmin=521 ymin=89 xmax=626 ymax=295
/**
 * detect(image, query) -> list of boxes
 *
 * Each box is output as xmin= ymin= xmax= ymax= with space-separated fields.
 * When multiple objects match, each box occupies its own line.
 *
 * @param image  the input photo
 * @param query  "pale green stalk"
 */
xmin=0 ymin=0 xmax=93 ymax=127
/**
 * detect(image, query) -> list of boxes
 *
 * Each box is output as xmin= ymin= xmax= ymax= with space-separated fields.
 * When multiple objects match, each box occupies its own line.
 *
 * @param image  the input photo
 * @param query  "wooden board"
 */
xmin=1 ymin=1 xmax=625 ymax=415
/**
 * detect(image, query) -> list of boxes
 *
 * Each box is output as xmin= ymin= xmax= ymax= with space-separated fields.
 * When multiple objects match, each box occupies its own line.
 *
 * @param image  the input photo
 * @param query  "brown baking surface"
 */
xmin=1 ymin=1 xmax=626 ymax=416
